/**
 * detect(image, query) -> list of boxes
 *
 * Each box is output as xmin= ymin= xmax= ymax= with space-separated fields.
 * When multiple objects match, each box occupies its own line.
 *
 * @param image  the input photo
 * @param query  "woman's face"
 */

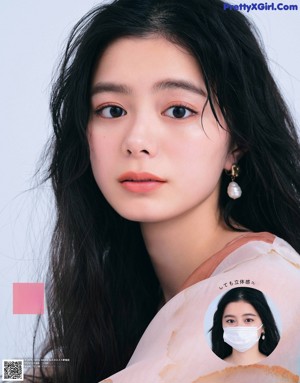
xmin=222 ymin=300 xmax=263 ymax=330
xmin=88 ymin=36 xmax=235 ymax=223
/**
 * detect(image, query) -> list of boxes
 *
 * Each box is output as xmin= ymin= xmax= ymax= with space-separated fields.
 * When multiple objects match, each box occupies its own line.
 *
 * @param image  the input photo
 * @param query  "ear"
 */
xmin=224 ymin=146 xmax=244 ymax=171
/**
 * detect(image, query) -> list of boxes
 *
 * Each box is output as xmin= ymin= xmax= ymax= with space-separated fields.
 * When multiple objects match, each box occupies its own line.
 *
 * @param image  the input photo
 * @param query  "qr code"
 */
xmin=2 ymin=360 xmax=24 ymax=381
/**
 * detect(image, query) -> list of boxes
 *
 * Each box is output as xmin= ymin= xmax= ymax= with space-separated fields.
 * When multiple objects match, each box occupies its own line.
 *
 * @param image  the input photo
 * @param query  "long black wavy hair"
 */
xmin=31 ymin=0 xmax=300 ymax=382
xmin=210 ymin=287 xmax=280 ymax=359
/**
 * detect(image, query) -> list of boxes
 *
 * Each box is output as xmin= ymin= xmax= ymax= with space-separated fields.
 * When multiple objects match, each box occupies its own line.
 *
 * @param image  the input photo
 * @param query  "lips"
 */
xmin=118 ymin=172 xmax=165 ymax=183
xmin=118 ymin=172 xmax=166 ymax=193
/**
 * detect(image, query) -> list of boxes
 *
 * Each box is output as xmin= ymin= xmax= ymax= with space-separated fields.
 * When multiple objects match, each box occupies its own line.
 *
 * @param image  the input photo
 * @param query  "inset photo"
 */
xmin=204 ymin=287 xmax=281 ymax=365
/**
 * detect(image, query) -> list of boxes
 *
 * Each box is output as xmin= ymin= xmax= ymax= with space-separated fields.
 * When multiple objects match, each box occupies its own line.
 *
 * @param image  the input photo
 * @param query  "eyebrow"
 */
xmin=91 ymin=83 xmax=131 ymax=96
xmin=153 ymin=79 xmax=207 ymax=97
xmin=90 ymin=79 xmax=207 ymax=97
xmin=223 ymin=313 xmax=257 ymax=318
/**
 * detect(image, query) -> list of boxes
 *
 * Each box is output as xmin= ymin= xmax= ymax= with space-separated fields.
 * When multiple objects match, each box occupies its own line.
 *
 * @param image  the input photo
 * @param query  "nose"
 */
xmin=121 ymin=115 xmax=158 ymax=158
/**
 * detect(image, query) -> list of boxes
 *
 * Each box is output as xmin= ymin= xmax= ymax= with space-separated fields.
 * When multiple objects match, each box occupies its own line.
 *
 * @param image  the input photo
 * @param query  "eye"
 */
xmin=225 ymin=319 xmax=235 ymax=324
xmin=95 ymin=105 xmax=127 ymax=119
xmin=163 ymin=105 xmax=197 ymax=119
xmin=245 ymin=318 xmax=254 ymax=323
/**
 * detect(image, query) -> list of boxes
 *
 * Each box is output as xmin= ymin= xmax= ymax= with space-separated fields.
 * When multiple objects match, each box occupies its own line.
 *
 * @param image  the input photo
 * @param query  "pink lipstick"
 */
xmin=118 ymin=172 xmax=166 ymax=193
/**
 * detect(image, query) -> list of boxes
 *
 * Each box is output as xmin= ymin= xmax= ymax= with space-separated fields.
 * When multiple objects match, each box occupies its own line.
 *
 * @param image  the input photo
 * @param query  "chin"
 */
xmin=117 ymin=212 xmax=162 ymax=223
xmin=113 ymin=206 xmax=167 ymax=224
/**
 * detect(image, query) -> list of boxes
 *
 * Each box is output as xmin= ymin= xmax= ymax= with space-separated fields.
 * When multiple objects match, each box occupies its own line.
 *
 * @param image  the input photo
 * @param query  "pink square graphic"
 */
xmin=13 ymin=283 xmax=45 ymax=314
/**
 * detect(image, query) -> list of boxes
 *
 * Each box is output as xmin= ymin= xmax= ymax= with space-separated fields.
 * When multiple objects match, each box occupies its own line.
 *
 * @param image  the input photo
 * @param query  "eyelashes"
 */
xmin=224 ymin=318 xmax=255 ymax=325
xmin=94 ymin=105 xmax=127 ymax=119
xmin=93 ymin=103 xmax=198 ymax=119
xmin=163 ymin=105 xmax=197 ymax=119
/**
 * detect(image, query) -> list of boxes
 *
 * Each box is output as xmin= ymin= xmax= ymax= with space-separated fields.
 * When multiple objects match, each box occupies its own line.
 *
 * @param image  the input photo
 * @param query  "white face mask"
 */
xmin=223 ymin=324 xmax=263 ymax=353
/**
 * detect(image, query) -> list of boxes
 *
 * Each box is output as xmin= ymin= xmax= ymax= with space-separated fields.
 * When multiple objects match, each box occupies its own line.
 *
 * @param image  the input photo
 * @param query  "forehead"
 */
xmin=223 ymin=300 xmax=259 ymax=317
xmin=92 ymin=36 xmax=203 ymax=85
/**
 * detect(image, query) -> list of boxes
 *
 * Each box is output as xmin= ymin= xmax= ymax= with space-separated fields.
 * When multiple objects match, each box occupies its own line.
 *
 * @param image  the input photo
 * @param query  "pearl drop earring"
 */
xmin=227 ymin=164 xmax=242 ymax=199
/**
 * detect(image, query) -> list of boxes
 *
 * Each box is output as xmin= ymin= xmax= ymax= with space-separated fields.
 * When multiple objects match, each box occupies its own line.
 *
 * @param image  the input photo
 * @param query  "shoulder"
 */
xmin=212 ymin=233 xmax=300 ymax=277
xmin=181 ymin=232 xmax=300 ymax=291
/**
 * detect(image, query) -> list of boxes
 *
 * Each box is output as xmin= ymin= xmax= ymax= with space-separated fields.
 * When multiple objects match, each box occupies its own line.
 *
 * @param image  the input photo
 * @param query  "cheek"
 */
xmin=88 ymin=125 xmax=118 ymax=158
xmin=87 ymin=129 xmax=114 ymax=182
xmin=88 ymin=126 xmax=105 ymax=153
xmin=176 ymin=137 xmax=230 ymax=182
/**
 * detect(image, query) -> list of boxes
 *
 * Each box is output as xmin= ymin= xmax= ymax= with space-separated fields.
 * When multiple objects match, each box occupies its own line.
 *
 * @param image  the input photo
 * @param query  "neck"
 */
xmin=226 ymin=346 xmax=266 ymax=365
xmin=141 ymin=204 xmax=240 ymax=302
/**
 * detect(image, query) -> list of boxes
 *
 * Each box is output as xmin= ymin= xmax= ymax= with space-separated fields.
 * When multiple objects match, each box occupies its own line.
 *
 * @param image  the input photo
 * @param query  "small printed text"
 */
xmin=223 ymin=2 xmax=298 ymax=12
xmin=219 ymin=279 xmax=255 ymax=290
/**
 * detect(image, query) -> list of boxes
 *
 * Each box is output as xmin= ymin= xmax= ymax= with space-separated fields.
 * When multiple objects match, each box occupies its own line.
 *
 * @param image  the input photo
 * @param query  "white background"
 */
xmin=0 ymin=0 xmax=299 ymax=367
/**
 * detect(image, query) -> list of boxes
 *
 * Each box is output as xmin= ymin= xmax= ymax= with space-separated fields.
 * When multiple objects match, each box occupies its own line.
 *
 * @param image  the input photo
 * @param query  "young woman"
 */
xmin=30 ymin=0 xmax=300 ymax=382
xmin=210 ymin=287 xmax=280 ymax=365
